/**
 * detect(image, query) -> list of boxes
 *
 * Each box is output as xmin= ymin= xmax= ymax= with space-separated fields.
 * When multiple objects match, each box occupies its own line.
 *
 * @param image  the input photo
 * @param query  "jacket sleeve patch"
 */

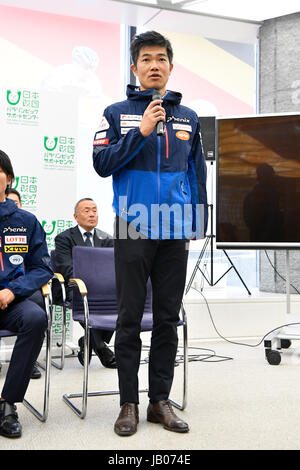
xmin=93 ymin=138 xmax=109 ymax=146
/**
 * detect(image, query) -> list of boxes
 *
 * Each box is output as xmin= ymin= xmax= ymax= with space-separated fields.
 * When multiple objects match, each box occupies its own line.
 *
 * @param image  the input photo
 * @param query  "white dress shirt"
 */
xmin=78 ymin=225 xmax=95 ymax=247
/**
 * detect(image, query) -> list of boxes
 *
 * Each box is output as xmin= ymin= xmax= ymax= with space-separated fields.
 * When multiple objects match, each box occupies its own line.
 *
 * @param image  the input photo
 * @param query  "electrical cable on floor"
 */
xmin=192 ymin=284 xmax=300 ymax=351
xmin=179 ymin=250 xmax=300 ymax=364
xmin=176 ymin=347 xmax=233 ymax=363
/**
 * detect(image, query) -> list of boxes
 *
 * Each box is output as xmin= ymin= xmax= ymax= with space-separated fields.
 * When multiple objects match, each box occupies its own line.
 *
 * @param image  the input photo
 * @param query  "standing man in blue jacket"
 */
xmin=93 ymin=31 xmax=207 ymax=436
xmin=0 ymin=150 xmax=53 ymax=438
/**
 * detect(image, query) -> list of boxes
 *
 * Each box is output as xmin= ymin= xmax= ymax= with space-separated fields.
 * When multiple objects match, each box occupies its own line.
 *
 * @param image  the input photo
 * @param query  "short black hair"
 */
xmin=74 ymin=197 xmax=94 ymax=214
xmin=5 ymin=187 xmax=21 ymax=203
xmin=0 ymin=150 xmax=15 ymax=188
xmin=130 ymin=30 xmax=173 ymax=67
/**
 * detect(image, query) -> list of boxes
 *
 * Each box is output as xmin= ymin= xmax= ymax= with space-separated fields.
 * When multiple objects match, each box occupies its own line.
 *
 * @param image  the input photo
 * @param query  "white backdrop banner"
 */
xmin=0 ymin=86 xmax=78 ymax=342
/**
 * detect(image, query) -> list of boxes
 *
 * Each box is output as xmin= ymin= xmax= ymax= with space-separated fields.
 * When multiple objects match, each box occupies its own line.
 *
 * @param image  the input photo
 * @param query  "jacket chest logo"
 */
xmin=4 ymin=245 xmax=28 ymax=253
xmin=176 ymin=130 xmax=190 ymax=141
xmin=5 ymin=235 xmax=27 ymax=244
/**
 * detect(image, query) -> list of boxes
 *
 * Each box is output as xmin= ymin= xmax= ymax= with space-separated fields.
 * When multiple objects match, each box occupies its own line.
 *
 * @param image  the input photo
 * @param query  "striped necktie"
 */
xmin=84 ymin=232 xmax=93 ymax=247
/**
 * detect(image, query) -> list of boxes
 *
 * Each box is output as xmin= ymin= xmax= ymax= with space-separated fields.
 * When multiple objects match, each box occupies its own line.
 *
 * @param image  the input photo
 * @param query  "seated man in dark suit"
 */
xmin=54 ymin=198 xmax=116 ymax=368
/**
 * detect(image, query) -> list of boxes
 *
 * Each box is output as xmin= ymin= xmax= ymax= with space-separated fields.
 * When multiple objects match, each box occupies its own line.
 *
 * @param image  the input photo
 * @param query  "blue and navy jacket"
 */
xmin=0 ymin=198 xmax=53 ymax=299
xmin=93 ymin=85 xmax=208 ymax=239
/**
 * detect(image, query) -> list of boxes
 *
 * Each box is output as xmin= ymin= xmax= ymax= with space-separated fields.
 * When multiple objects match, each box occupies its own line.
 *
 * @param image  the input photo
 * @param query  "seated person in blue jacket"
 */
xmin=0 ymin=150 xmax=53 ymax=439
xmin=5 ymin=187 xmax=43 ymax=380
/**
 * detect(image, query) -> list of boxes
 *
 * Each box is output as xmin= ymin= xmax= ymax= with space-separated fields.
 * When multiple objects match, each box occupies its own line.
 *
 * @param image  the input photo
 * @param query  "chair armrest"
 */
xmin=41 ymin=283 xmax=51 ymax=297
xmin=69 ymin=278 xmax=88 ymax=296
xmin=53 ymin=272 xmax=65 ymax=284
xmin=69 ymin=278 xmax=89 ymax=329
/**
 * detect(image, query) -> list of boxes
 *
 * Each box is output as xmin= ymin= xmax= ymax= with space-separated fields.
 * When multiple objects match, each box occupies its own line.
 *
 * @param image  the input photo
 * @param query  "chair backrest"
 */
xmin=72 ymin=246 xmax=152 ymax=321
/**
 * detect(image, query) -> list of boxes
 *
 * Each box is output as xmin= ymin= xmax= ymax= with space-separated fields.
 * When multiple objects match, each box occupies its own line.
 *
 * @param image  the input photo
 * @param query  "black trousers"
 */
xmin=79 ymin=325 xmax=113 ymax=350
xmin=114 ymin=218 xmax=189 ymax=405
xmin=0 ymin=299 xmax=47 ymax=403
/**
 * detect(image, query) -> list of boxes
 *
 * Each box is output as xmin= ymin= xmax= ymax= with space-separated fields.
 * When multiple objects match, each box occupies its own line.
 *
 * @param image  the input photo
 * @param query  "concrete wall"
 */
xmin=259 ymin=12 xmax=300 ymax=293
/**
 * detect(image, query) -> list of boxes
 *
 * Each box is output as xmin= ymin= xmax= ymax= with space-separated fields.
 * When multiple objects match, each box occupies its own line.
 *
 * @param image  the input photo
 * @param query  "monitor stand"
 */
xmin=185 ymin=202 xmax=251 ymax=296
xmin=264 ymin=250 xmax=300 ymax=365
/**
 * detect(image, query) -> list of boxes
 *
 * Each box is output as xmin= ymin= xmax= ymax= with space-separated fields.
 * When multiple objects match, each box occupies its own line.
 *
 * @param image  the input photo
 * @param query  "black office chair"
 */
xmin=0 ymin=283 xmax=53 ymax=422
xmin=62 ymin=246 xmax=188 ymax=419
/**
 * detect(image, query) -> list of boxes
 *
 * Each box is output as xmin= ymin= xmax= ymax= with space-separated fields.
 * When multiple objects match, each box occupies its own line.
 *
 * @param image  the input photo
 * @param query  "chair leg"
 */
xmin=169 ymin=303 xmax=188 ymax=411
xmin=62 ymin=294 xmax=93 ymax=418
xmin=23 ymin=294 xmax=52 ymax=422
xmin=62 ymin=295 xmax=148 ymax=419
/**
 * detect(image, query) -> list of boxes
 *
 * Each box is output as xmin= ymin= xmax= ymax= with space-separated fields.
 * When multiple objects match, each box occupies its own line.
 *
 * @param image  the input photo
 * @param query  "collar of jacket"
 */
xmin=126 ymin=84 xmax=182 ymax=105
xmin=0 ymin=198 xmax=19 ymax=221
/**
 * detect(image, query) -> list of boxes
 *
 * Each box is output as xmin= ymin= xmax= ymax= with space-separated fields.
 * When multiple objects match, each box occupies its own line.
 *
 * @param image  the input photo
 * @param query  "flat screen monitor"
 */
xmin=216 ymin=113 xmax=300 ymax=249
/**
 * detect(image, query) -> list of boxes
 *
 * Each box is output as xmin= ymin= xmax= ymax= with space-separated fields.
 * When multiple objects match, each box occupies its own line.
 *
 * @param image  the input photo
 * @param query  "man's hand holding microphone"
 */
xmin=139 ymin=90 xmax=165 ymax=137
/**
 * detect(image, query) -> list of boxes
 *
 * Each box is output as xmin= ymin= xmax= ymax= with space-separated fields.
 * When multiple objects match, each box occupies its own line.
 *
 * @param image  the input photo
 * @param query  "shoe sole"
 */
xmin=0 ymin=429 xmax=22 ymax=438
xmin=114 ymin=425 xmax=138 ymax=437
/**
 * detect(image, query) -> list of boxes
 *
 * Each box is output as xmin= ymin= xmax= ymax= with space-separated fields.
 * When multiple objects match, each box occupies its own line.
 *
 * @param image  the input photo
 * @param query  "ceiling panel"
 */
xmin=2 ymin=0 xmax=297 ymax=44
xmin=123 ymin=0 xmax=300 ymax=22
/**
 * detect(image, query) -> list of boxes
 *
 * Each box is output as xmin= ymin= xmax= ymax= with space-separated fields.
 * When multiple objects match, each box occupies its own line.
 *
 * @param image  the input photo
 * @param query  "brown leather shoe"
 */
xmin=114 ymin=403 xmax=139 ymax=436
xmin=147 ymin=400 xmax=189 ymax=433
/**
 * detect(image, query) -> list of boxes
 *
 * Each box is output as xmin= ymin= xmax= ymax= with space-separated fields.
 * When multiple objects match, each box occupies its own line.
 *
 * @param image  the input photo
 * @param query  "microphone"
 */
xmin=152 ymin=89 xmax=165 ymax=136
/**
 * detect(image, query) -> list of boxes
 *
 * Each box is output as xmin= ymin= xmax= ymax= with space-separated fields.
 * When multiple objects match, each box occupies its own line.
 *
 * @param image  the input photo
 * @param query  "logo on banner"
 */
xmin=6 ymin=90 xmax=21 ymax=105
xmin=5 ymin=89 xmax=40 ymax=126
xmin=12 ymin=176 xmax=38 ymax=211
xmin=42 ymin=219 xmax=74 ymax=251
xmin=52 ymin=304 xmax=72 ymax=342
xmin=44 ymin=137 xmax=58 ymax=151
xmin=43 ymin=136 xmax=76 ymax=170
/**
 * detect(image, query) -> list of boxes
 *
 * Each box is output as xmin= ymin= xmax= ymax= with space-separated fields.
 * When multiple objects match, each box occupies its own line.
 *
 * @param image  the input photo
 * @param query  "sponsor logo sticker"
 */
xmin=95 ymin=131 xmax=107 ymax=139
xmin=167 ymin=116 xmax=190 ymax=124
xmin=4 ymin=245 xmax=28 ymax=253
xmin=3 ymin=226 xmax=27 ymax=233
xmin=120 ymin=121 xmax=140 ymax=127
xmin=5 ymin=236 xmax=27 ymax=244
xmin=9 ymin=254 xmax=24 ymax=265
xmin=176 ymin=130 xmax=190 ymax=141
xmin=172 ymin=123 xmax=192 ymax=132
xmin=93 ymin=138 xmax=109 ymax=146
xmin=98 ymin=116 xmax=110 ymax=131
xmin=120 ymin=114 xmax=142 ymax=121
xmin=121 ymin=128 xmax=133 ymax=135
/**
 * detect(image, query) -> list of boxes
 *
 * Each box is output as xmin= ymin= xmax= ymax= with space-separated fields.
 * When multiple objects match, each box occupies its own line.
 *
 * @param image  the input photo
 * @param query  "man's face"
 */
xmin=74 ymin=200 xmax=98 ymax=232
xmin=130 ymin=45 xmax=173 ymax=96
xmin=7 ymin=193 xmax=21 ymax=208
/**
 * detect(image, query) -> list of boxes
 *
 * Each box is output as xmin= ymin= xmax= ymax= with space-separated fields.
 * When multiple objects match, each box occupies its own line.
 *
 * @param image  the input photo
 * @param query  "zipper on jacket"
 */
xmin=157 ymin=136 xmax=161 ymax=204
xmin=164 ymin=124 xmax=169 ymax=159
